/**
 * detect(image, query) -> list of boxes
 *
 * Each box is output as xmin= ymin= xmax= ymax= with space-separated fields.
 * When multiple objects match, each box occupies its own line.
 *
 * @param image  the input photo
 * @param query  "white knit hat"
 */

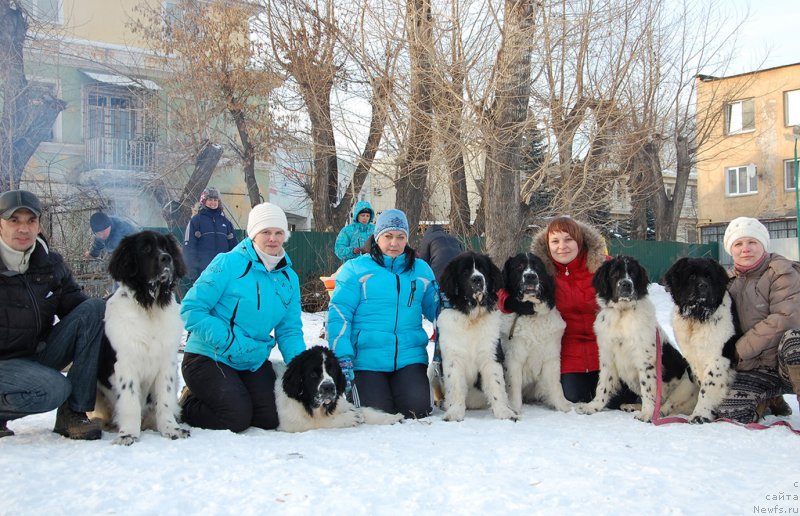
xmin=723 ymin=216 xmax=770 ymax=255
xmin=247 ymin=202 xmax=290 ymax=240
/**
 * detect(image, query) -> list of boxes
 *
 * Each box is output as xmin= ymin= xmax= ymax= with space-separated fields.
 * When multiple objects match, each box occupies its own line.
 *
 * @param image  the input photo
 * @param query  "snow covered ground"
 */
xmin=2 ymin=285 xmax=798 ymax=515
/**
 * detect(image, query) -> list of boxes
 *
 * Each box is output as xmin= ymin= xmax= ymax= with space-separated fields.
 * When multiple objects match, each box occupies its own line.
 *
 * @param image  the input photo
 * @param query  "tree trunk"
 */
xmin=331 ymin=75 xmax=392 ymax=230
xmin=395 ymin=0 xmax=435 ymax=236
xmin=483 ymin=0 xmax=536 ymax=263
xmin=0 ymin=1 xmax=66 ymax=191
xmin=156 ymin=141 xmax=223 ymax=232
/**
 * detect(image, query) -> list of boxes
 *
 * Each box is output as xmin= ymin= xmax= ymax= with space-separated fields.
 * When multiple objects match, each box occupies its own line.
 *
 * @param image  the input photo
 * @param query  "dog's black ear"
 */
xmin=164 ymin=233 xmax=188 ymax=279
xmin=592 ymin=259 xmax=612 ymax=301
xmin=108 ymin=232 xmax=140 ymax=281
xmin=540 ymin=267 xmax=557 ymax=310
xmin=663 ymin=257 xmax=688 ymax=292
xmin=711 ymin=259 xmax=731 ymax=287
xmin=487 ymin=256 xmax=503 ymax=294
xmin=327 ymin=349 xmax=347 ymax=397
xmin=439 ymin=256 xmax=460 ymax=299
xmin=502 ymin=255 xmax=515 ymax=290
xmin=282 ymin=352 xmax=307 ymax=401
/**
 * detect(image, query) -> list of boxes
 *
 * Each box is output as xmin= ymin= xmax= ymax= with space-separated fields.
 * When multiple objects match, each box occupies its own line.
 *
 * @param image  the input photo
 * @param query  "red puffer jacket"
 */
xmin=550 ymin=251 xmax=600 ymax=373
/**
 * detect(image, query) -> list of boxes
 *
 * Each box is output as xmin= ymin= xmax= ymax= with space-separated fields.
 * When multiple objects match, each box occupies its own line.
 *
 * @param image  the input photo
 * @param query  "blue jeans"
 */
xmin=0 ymin=298 xmax=105 ymax=420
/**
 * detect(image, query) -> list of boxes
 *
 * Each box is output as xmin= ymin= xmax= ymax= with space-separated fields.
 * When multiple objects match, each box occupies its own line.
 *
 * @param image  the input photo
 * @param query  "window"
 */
xmin=725 ymin=99 xmax=754 ymax=134
xmin=725 ymin=165 xmax=758 ymax=196
xmin=83 ymin=84 xmax=157 ymax=171
xmin=22 ymin=0 xmax=61 ymax=24
xmin=700 ymin=224 xmax=726 ymax=245
xmin=786 ymin=89 xmax=800 ymax=127
xmin=786 ymin=159 xmax=798 ymax=190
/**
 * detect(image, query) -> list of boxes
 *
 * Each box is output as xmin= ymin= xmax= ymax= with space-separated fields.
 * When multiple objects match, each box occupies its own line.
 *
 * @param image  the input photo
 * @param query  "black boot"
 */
xmin=0 ymin=421 xmax=13 ymax=438
xmin=53 ymin=404 xmax=102 ymax=440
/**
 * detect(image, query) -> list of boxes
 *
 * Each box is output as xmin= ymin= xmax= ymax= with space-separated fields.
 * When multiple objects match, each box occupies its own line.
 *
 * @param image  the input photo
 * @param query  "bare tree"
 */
xmin=132 ymin=0 xmax=282 ymax=218
xmin=0 ymin=0 xmax=65 ymax=191
xmin=479 ymin=0 xmax=537 ymax=262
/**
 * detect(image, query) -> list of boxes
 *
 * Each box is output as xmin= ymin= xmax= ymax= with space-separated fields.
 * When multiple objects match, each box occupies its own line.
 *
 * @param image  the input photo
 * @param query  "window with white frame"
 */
xmin=725 ymin=164 xmax=758 ymax=196
xmin=786 ymin=159 xmax=798 ymax=190
xmin=725 ymin=99 xmax=755 ymax=135
xmin=22 ymin=0 xmax=62 ymax=24
xmin=786 ymin=90 xmax=800 ymax=127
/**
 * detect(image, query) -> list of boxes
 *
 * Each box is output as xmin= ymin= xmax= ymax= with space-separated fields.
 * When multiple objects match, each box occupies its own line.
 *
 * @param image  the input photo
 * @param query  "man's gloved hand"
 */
xmin=339 ymin=359 xmax=355 ymax=401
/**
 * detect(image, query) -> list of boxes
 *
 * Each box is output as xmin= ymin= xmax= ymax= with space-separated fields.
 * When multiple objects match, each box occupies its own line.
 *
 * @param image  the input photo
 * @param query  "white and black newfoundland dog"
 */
xmin=275 ymin=346 xmax=403 ymax=432
xmin=499 ymin=252 xmax=570 ymax=412
xmin=663 ymin=257 xmax=740 ymax=423
xmin=91 ymin=230 xmax=190 ymax=445
xmin=576 ymin=256 xmax=697 ymax=422
xmin=430 ymin=251 xmax=517 ymax=422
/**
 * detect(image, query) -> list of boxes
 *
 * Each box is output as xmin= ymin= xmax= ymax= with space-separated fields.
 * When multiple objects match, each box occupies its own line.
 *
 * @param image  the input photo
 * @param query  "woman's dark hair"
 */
xmin=366 ymin=235 xmax=415 ymax=272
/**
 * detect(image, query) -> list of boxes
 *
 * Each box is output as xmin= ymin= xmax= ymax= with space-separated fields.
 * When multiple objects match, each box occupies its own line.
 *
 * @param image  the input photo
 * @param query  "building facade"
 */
xmin=695 ymin=62 xmax=800 ymax=259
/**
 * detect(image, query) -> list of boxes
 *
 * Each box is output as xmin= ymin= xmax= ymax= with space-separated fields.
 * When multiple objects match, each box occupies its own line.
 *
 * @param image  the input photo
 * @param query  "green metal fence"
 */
xmin=151 ymin=228 xmax=717 ymax=286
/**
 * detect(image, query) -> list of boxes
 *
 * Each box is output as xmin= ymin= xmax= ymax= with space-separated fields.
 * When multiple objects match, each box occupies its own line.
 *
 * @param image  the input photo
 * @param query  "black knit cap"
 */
xmin=0 ymin=190 xmax=42 ymax=219
xmin=90 ymin=212 xmax=112 ymax=232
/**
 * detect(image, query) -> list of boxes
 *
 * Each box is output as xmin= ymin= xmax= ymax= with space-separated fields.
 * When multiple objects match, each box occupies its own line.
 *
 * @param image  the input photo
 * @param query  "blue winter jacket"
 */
xmin=334 ymin=200 xmax=375 ymax=262
xmin=183 ymin=206 xmax=238 ymax=278
xmin=327 ymin=252 xmax=439 ymax=372
xmin=180 ymin=239 xmax=306 ymax=371
xmin=88 ymin=216 xmax=139 ymax=258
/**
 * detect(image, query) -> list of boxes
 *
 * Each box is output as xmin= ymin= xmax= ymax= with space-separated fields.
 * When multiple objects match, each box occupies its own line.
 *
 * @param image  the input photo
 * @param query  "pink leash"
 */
xmin=651 ymin=331 xmax=800 ymax=434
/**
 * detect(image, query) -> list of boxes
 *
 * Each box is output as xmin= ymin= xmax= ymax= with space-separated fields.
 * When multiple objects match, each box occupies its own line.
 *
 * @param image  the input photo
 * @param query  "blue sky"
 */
xmin=723 ymin=0 xmax=798 ymax=75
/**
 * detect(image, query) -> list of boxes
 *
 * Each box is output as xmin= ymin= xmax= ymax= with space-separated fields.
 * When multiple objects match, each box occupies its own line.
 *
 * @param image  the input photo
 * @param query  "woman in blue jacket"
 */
xmin=179 ymin=202 xmax=305 ymax=432
xmin=334 ymin=200 xmax=375 ymax=262
xmin=183 ymin=187 xmax=238 ymax=280
xmin=327 ymin=209 xmax=439 ymax=418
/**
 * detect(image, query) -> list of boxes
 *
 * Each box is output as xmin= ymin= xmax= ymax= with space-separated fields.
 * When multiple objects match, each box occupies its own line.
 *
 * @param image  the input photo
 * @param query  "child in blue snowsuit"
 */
xmin=334 ymin=201 xmax=375 ymax=262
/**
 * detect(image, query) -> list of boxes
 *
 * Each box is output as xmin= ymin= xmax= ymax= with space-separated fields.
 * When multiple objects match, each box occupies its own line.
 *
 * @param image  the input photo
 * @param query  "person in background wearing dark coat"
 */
xmin=84 ymin=211 xmax=139 ymax=260
xmin=417 ymin=224 xmax=464 ymax=282
xmin=183 ymin=186 xmax=238 ymax=280
xmin=0 ymin=190 xmax=106 ymax=440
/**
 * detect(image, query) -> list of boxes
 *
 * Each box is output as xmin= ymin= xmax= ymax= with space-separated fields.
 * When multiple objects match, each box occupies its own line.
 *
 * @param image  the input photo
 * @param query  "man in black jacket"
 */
xmin=418 ymin=224 xmax=464 ymax=283
xmin=0 ymin=190 xmax=105 ymax=439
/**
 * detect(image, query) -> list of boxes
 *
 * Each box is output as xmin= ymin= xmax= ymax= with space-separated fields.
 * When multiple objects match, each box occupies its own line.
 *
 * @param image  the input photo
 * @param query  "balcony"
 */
xmin=84 ymin=137 xmax=156 ymax=172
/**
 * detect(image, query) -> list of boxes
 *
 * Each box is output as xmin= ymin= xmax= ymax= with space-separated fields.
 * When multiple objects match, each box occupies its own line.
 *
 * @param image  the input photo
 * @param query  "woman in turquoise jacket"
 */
xmin=328 ymin=209 xmax=438 ymax=418
xmin=334 ymin=200 xmax=375 ymax=262
xmin=180 ymin=202 xmax=306 ymax=432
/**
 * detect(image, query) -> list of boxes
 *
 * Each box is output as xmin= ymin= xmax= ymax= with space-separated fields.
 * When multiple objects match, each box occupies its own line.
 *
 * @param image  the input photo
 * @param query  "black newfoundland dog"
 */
xmin=275 ymin=346 xmax=403 ymax=432
xmin=663 ymin=257 xmax=740 ymax=423
xmin=431 ymin=251 xmax=517 ymax=421
xmin=91 ymin=231 xmax=189 ymax=445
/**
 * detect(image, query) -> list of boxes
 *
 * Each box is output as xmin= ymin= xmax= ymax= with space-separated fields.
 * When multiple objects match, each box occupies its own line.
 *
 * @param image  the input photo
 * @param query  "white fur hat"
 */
xmin=247 ymin=202 xmax=290 ymax=240
xmin=723 ymin=216 xmax=770 ymax=255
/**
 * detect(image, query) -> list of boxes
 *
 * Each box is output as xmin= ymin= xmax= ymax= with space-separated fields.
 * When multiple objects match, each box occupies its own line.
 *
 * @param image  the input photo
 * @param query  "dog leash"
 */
xmin=652 ymin=331 xmax=800 ymax=434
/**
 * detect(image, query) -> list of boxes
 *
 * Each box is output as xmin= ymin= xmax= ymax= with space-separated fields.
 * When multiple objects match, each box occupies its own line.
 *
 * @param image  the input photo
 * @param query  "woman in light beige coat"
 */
xmin=716 ymin=217 xmax=800 ymax=423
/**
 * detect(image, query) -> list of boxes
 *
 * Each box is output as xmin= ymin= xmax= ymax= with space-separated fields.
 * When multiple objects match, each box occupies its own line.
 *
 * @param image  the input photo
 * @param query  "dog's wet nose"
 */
xmin=319 ymin=380 xmax=336 ymax=397
xmin=618 ymin=278 xmax=634 ymax=296
xmin=159 ymin=252 xmax=172 ymax=267
xmin=471 ymin=274 xmax=485 ymax=290
xmin=522 ymin=272 xmax=539 ymax=285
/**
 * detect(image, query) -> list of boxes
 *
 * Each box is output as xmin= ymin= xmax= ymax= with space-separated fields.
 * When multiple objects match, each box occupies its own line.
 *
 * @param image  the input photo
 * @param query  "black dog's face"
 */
xmin=502 ymin=253 xmax=555 ymax=309
xmin=593 ymin=256 xmax=649 ymax=304
xmin=283 ymin=346 xmax=346 ymax=416
xmin=108 ymin=231 xmax=187 ymax=308
xmin=439 ymin=251 xmax=503 ymax=314
xmin=664 ymin=257 xmax=730 ymax=321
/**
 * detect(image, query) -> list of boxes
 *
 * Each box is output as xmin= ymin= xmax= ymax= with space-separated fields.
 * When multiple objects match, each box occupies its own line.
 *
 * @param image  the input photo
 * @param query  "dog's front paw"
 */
xmin=690 ymin=413 xmax=713 ymax=424
xmin=112 ymin=433 xmax=139 ymax=446
xmin=442 ymin=407 xmax=465 ymax=422
xmin=634 ymin=410 xmax=653 ymax=423
xmin=163 ymin=426 xmax=190 ymax=440
xmin=492 ymin=405 xmax=519 ymax=421
xmin=620 ymin=402 xmax=642 ymax=413
xmin=553 ymin=400 xmax=573 ymax=412
xmin=575 ymin=402 xmax=601 ymax=415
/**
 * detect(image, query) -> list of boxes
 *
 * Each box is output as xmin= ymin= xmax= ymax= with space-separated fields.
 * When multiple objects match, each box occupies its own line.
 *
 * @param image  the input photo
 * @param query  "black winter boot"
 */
xmin=53 ymin=404 xmax=102 ymax=440
xmin=0 ymin=421 xmax=13 ymax=438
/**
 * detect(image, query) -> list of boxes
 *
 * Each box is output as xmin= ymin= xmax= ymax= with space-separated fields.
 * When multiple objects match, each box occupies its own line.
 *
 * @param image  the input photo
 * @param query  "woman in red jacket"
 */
xmin=504 ymin=216 xmax=637 ymax=404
